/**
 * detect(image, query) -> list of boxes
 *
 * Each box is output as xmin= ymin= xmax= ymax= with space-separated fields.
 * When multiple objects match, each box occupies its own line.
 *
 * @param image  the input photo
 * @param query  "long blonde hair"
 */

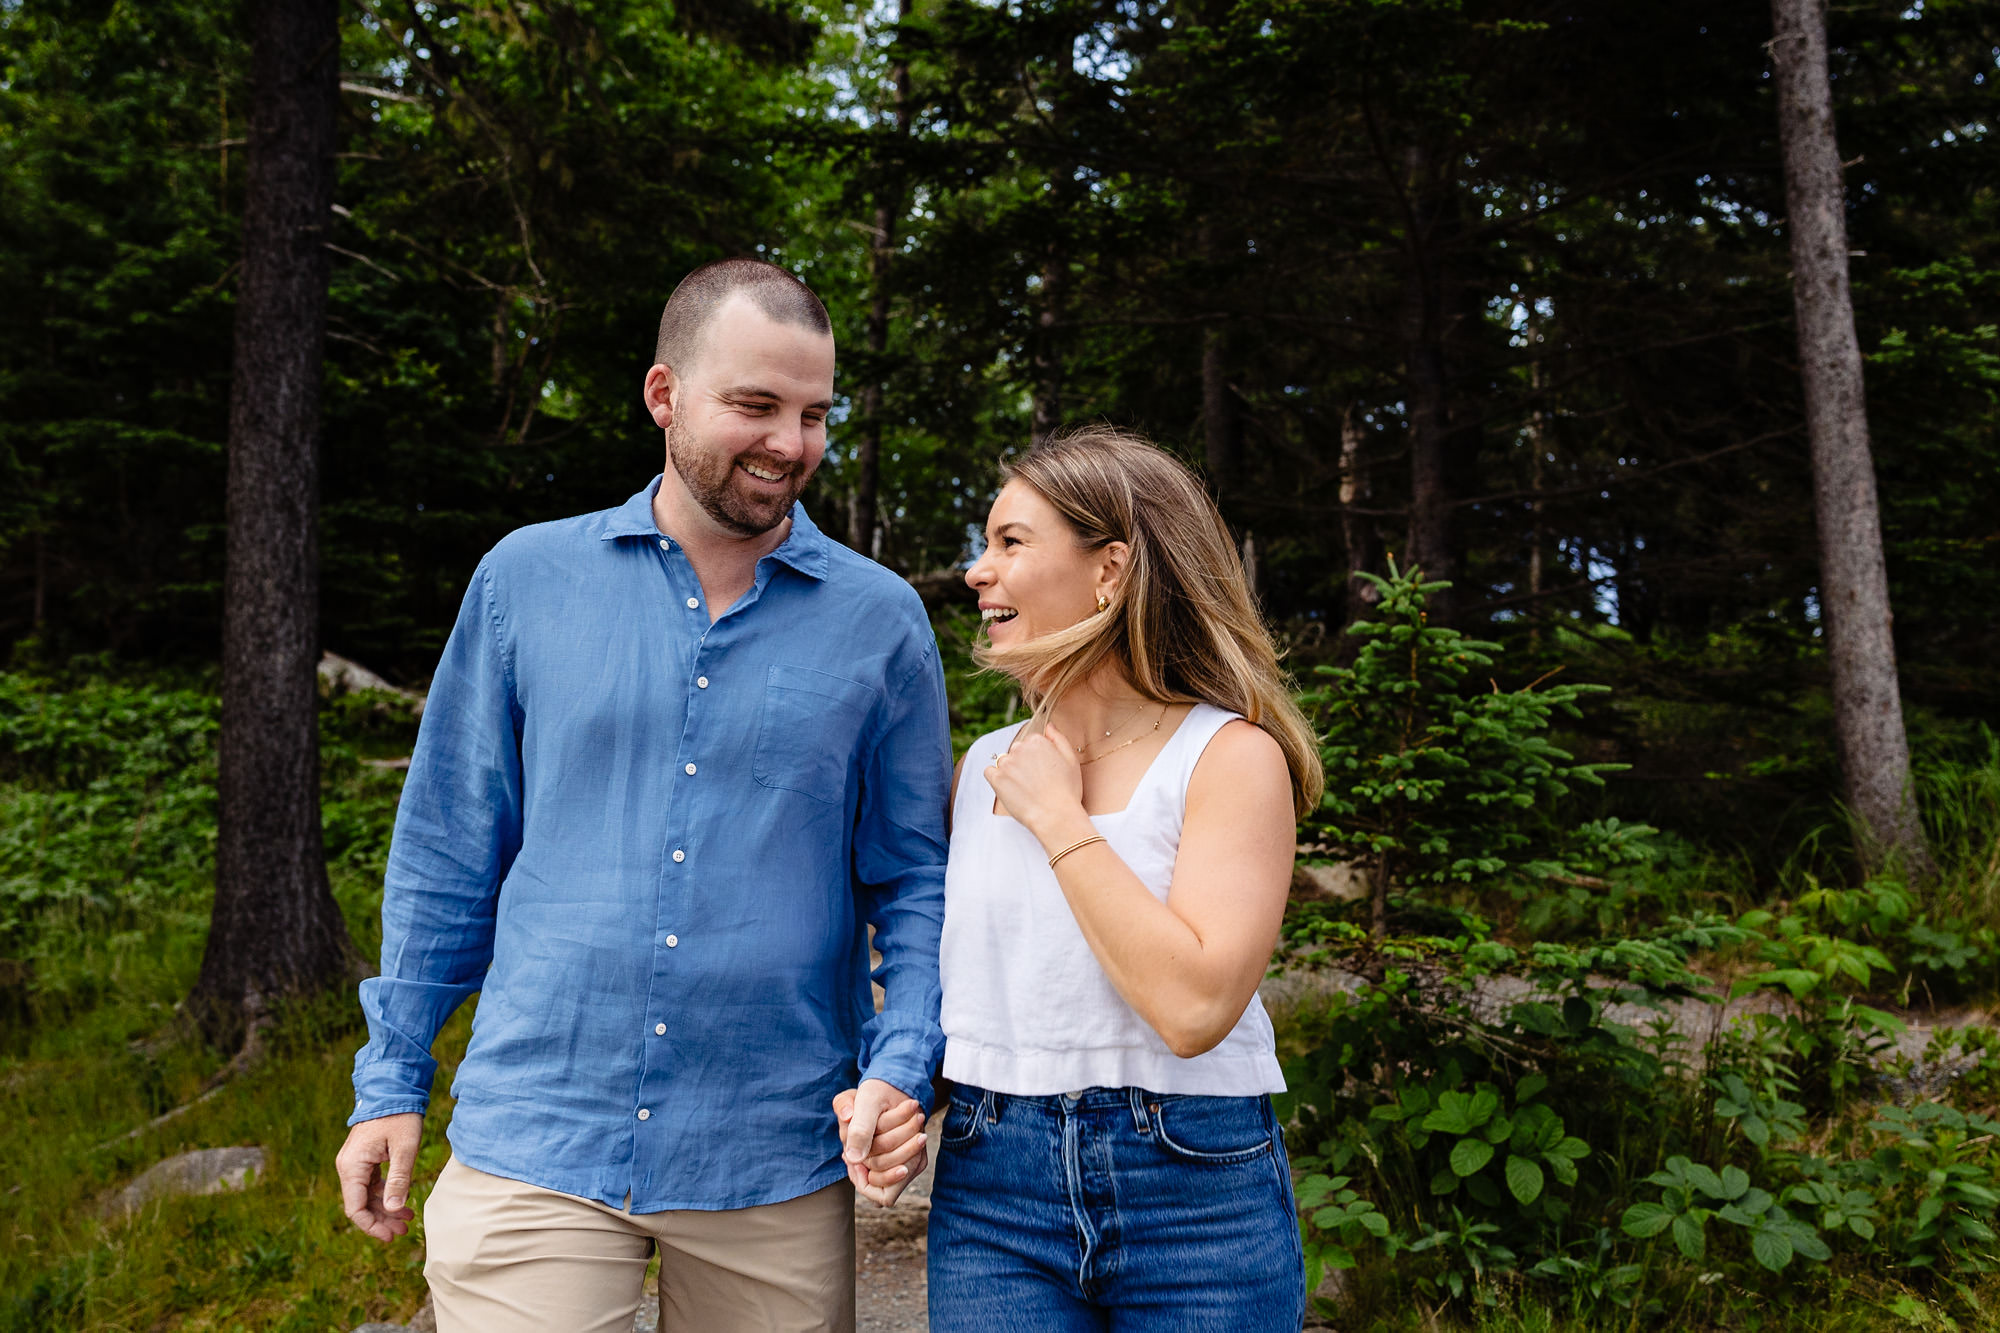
xmin=976 ymin=425 xmax=1324 ymax=818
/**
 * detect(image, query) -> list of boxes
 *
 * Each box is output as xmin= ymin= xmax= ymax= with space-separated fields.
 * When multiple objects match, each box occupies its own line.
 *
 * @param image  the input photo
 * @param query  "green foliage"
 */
xmin=1621 ymin=1156 xmax=1829 ymax=1271
xmin=1276 ymin=579 xmax=2000 ymax=1324
xmin=0 ymin=672 xmax=219 ymax=955
xmin=0 ymin=668 xmax=410 ymax=1033
xmin=1301 ymin=562 xmax=1643 ymax=923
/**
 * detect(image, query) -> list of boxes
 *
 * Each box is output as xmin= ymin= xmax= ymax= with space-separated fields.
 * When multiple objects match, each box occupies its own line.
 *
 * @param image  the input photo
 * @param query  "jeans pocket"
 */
xmin=939 ymin=1090 xmax=986 ymax=1147
xmin=1147 ymin=1094 xmax=1274 ymax=1164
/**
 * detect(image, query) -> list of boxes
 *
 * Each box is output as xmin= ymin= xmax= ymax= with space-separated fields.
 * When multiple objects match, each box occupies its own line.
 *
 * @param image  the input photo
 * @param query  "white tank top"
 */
xmin=939 ymin=702 xmax=1287 ymax=1097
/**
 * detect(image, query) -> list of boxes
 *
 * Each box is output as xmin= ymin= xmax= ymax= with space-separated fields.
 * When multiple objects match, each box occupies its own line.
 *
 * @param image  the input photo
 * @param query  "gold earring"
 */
xmin=1095 ymin=593 xmax=1109 ymax=613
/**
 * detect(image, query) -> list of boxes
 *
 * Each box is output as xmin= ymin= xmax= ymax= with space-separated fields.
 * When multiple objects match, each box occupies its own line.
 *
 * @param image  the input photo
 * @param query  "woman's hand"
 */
xmin=984 ymin=723 xmax=1090 ymax=843
xmin=832 ymin=1084 xmax=930 ymax=1207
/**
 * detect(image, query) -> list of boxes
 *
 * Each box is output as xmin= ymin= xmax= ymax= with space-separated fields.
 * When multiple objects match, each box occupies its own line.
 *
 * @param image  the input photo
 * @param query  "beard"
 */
xmin=668 ymin=417 xmax=811 ymax=537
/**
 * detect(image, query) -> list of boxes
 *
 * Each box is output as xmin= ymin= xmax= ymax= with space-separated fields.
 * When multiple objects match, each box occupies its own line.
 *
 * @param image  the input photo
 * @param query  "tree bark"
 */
xmin=849 ymin=0 xmax=909 ymax=557
xmin=1031 ymin=249 xmax=1065 ymax=446
xmin=1339 ymin=403 xmax=1382 ymax=645
xmin=1399 ymin=145 xmax=1457 ymax=624
xmin=1525 ymin=304 xmax=1547 ymax=646
xmin=1770 ymin=0 xmax=1933 ymax=877
xmin=1201 ymin=321 xmax=1238 ymax=491
xmin=189 ymin=0 xmax=358 ymax=1048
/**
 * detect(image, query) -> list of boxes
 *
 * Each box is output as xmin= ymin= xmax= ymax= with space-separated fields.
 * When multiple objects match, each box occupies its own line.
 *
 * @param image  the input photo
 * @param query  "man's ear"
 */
xmin=643 ymin=364 xmax=677 ymax=430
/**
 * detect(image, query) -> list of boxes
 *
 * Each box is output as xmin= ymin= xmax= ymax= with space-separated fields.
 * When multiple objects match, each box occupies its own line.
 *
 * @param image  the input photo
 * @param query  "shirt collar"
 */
xmin=599 ymin=475 xmax=830 ymax=582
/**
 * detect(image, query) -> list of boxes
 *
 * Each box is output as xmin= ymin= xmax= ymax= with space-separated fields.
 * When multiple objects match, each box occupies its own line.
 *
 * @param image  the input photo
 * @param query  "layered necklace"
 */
xmin=1069 ymin=699 xmax=1170 ymax=766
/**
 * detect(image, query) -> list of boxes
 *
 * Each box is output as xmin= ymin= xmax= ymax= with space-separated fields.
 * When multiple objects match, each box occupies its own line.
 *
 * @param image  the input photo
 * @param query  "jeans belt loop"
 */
xmin=1128 ymin=1087 xmax=1150 ymax=1134
xmin=982 ymin=1088 xmax=1000 ymax=1124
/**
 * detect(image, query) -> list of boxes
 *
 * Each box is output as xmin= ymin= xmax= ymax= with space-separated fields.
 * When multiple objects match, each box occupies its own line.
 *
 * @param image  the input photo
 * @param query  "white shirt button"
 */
xmin=696 ymin=676 xmax=709 ymax=689
xmin=636 ymin=1108 xmax=651 ymax=1121
xmin=672 ymin=849 xmax=685 ymax=863
xmin=684 ymin=762 xmax=696 ymax=776
xmin=666 ymin=934 xmax=679 ymax=948
xmin=686 ymin=597 xmax=699 ymax=610
xmin=657 ymin=538 xmax=669 ymax=550
xmin=654 ymin=1023 xmax=667 ymax=1036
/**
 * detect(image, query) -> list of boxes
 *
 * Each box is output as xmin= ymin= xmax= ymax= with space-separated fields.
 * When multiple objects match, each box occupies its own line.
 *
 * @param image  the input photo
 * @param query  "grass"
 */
xmin=0 ymin=671 xmax=444 ymax=1332
xmin=2 ymin=996 xmax=470 ymax=1333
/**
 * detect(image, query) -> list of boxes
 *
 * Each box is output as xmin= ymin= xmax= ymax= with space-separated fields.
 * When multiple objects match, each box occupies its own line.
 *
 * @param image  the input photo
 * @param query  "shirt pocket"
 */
xmin=753 ymin=664 xmax=878 ymax=805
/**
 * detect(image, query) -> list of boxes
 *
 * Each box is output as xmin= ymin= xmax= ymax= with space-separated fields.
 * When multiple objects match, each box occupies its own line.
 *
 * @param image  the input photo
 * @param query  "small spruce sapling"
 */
xmin=1302 ymin=561 xmax=1633 ymax=938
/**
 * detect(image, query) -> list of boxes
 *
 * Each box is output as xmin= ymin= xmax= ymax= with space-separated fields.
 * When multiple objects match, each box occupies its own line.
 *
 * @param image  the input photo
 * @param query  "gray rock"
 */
xmin=102 ymin=1145 xmax=266 ymax=1217
xmin=350 ymin=1324 xmax=409 ymax=1333
xmin=319 ymin=651 xmax=426 ymax=716
xmin=1292 ymin=861 xmax=1373 ymax=904
xmin=632 ymin=1284 xmax=660 ymax=1332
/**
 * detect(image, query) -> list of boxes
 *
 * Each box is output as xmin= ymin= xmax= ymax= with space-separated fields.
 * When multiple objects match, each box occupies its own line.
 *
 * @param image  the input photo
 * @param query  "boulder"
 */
xmin=319 ymin=651 xmax=426 ymax=716
xmin=102 ymin=1146 xmax=266 ymax=1217
xmin=1291 ymin=860 xmax=1372 ymax=903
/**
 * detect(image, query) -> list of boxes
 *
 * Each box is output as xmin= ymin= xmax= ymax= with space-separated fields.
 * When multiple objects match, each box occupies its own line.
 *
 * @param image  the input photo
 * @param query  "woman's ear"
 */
xmin=1094 ymin=541 xmax=1130 ymax=603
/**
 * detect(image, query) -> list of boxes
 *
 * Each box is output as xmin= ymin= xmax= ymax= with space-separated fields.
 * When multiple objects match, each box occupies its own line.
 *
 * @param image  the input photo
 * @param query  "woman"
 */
xmin=924 ymin=426 xmax=1321 ymax=1330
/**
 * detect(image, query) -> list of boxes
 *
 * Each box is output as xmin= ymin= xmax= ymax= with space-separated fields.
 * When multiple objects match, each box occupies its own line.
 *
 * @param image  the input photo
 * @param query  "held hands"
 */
xmin=832 ymin=1080 xmax=929 ymax=1208
xmin=983 ymin=723 xmax=1087 ymax=840
xmin=335 ymin=1112 xmax=423 ymax=1242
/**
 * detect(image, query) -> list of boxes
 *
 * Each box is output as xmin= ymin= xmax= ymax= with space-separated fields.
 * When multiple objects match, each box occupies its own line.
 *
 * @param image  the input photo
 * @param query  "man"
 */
xmin=334 ymin=259 xmax=947 ymax=1333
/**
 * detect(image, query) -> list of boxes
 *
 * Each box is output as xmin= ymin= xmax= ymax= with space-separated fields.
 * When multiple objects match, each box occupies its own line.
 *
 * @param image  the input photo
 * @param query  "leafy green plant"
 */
xmin=1733 ymin=896 xmax=1906 ymax=1112
xmin=1372 ymin=1073 xmax=1591 ymax=1211
xmin=1709 ymin=1069 xmax=1808 ymax=1149
xmin=1621 ymin=1156 xmax=1830 ymax=1272
xmin=1861 ymin=1103 xmax=2000 ymax=1272
xmin=1294 ymin=1172 xmax=1394 ymax=1289
xmin=1409 ymin=1206 xmax=1518 ymax=1307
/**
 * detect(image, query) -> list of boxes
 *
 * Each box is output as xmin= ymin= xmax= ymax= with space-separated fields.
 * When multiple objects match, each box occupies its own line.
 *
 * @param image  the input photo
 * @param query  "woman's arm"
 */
xmin=983 ymin=720 xmax=1294 ymax=1057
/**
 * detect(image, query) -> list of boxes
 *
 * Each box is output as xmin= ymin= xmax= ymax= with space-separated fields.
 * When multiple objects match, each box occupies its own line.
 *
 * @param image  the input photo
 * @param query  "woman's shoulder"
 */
xmin=1184 ymin=706 xmax=1285 ymax=784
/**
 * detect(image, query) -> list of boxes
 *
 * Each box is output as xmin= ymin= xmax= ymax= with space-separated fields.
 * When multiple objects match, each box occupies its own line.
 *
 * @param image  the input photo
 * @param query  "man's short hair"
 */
xmin=654 ymin=258 xmax=832 ymax=376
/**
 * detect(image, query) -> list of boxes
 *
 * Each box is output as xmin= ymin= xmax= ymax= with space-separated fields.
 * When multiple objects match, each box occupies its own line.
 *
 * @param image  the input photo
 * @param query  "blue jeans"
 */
xmin=926 ymin=1085 xmax=1305 ymax=1332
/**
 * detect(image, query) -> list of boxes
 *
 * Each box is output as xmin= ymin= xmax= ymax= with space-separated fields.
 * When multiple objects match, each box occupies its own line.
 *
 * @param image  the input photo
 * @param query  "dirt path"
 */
xmin=854 ymin=1114 xmax=941 ymax=1332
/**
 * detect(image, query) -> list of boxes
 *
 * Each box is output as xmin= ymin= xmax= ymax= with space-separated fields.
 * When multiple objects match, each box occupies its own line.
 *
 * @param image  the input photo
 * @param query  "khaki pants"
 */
xmin=423 ymin=1157 xmax=856 ymax=1333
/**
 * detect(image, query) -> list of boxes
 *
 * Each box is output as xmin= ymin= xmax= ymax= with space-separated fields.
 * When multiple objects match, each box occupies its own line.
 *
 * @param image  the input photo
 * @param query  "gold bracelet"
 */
xmin=1047 ymin=834 xmax=1107 ymax=868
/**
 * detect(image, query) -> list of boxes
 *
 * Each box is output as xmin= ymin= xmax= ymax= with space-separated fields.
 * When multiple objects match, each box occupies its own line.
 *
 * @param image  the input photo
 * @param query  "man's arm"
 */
xmin=851 ymin=627 xmax=951 ymax=1107
xmin=338 ymin=559 xmax=524 ymax=1240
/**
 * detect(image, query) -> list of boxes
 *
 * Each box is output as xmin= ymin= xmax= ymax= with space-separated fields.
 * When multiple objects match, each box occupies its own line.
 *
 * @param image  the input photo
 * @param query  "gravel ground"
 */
xmin=854 ymin=1114 xmax=941 ymax=1333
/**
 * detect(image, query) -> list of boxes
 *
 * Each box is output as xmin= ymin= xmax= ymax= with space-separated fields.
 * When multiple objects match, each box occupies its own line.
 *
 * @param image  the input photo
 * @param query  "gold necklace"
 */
xmin=1076 ymin=702 xmax=1168 ymax=766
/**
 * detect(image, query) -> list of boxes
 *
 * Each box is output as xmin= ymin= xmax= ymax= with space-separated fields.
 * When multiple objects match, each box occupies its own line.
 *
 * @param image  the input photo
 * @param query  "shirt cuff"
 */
xmin=346 ymin=1098 xmax=430 ymax=1128
xmin=858 ymin=1020 xmax=945 ymax=1115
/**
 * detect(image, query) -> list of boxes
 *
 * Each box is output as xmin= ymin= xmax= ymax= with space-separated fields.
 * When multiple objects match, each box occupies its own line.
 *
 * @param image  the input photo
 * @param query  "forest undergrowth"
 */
xmin=1 ymin=582 xmax=1998 ymax=1330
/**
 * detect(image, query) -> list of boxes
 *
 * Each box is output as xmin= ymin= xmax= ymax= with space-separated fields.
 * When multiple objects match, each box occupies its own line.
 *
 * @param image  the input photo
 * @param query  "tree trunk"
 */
xmin=1201 ymin=322 xmax=1238 ymax=492
xmin=849 ymin=233 xmax=889 ymax=556
xmin=1525 ymin=305 xmax=1547 ymax=646
xmin=1031 ymin=249 xmax=1065 ymax=446
xmin=1339 ymin=403 xmax=1382 ymax=645
xmin=1400 ymin=145 xmax=1457 ymax=624
xmin=1770 ymin=0 xmax=1933 ymax=877
xmin=849 ymin=0 xmax=909 ymax=557
xmin=189 ymin=0 xmax=358 ymax=1049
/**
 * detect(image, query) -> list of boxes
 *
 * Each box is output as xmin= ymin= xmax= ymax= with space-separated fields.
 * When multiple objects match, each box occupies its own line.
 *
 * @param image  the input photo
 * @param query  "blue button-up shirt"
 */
xmin=348 ymin=479 xmax=950 ymax=1211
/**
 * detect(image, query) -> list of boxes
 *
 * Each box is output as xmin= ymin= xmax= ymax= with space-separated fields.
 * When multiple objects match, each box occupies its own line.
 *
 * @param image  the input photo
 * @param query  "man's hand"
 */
xmin=336 ymin=1112 xmax=424 ymax=1242
xmin=832 ymin=1080 xmax=929 ymax=1208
